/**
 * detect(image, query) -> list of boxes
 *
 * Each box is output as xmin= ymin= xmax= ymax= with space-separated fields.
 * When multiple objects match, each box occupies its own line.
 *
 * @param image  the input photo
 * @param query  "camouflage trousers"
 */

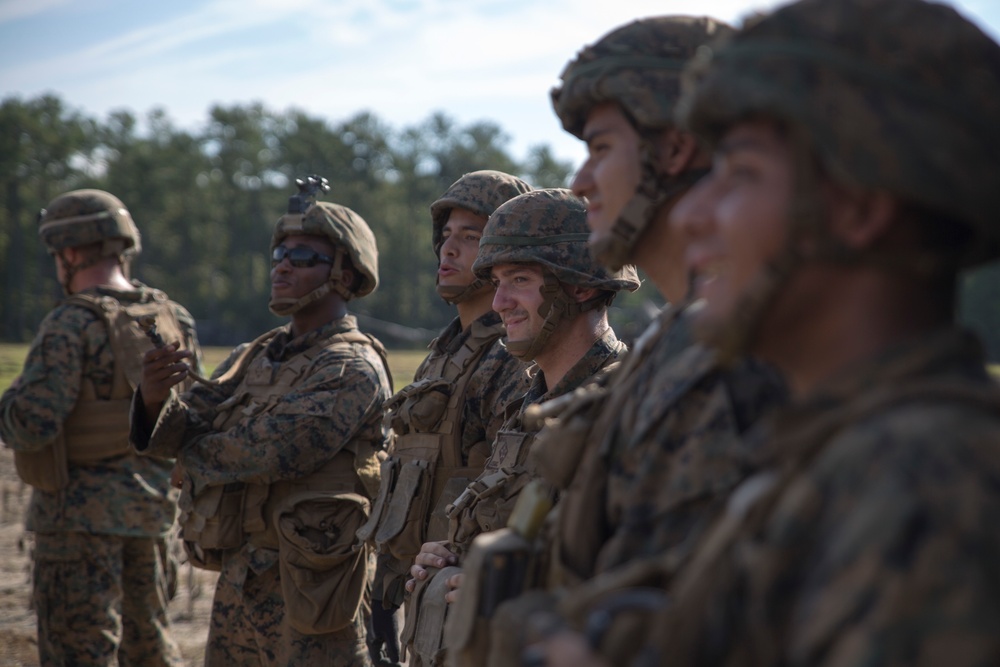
xmin=206 ymin=556 xmax=372 ymax=667
xmin=32 ymin=530 xmax=183 ymax=667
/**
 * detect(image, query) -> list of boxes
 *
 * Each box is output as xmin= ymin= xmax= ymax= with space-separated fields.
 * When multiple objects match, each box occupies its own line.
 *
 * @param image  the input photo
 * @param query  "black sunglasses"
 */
xmin=271 ymin=245 xmax=336 ymax=268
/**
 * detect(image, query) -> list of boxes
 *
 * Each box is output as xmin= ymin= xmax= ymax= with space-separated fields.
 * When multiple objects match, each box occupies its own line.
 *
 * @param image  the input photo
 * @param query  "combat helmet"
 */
xmin=269 ymin=175 xmax=379 ymax=316
xmin=551 ymin=16 xmax=733 ymax=271
xmin=473 ymin=188 xmax=640 ymax=360
xmin=38 ymin=189 xmax=143 ymax=294
xmin=430 ymin=170 xmax=533 ymax=304
xmin=678 ymin=0 xmax=1000 ymax=268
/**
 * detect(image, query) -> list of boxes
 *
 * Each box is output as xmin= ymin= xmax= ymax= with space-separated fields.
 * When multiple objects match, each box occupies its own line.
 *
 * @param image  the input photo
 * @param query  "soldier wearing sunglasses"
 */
xmin=131 ymin=177 xmax=393 ymax=666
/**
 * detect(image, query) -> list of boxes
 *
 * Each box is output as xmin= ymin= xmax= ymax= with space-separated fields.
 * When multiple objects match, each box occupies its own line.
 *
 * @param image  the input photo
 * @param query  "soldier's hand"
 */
xmin=405 ymin=541 xmax=458 ymax=592
xmin=444 ymin=571 xmax=464 ymax=604
xmin=140 ymin=343 xmax=193 ymax=417
xmin=523 ymin=631 xmax=611 ymax=667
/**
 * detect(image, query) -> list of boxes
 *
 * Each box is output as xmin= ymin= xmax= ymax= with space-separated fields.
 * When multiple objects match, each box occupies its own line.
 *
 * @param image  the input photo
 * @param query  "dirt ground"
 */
xmin=0 ymin=446 xmax=216 ymax=666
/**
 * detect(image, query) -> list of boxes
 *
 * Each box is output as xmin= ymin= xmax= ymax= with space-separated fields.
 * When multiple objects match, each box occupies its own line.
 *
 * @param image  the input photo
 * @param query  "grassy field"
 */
xmin=0 ymin=343 xmax=427 ymax=395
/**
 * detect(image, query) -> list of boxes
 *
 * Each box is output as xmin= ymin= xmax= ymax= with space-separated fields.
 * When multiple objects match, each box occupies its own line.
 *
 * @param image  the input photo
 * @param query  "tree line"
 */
xmin=1 ymin=94 xmax=997 ymax=359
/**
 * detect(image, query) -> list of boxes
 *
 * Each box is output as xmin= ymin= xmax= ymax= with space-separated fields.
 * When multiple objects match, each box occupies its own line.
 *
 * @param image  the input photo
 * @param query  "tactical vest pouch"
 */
xmin=443 ymin=529 xmax=534 ymax=667
xmin=357 ymin=457 xmax=396 ymax=544
xmin=427 ymin=475 xmax=476 ymax=544
xmin=13 ymin=435 xmax=69 ymax=492
xmin=527 ymin=388 xmax=608 ymax=491
xmin=179 ymin=482 xmax=245 ymax=571
xmin=399 ymin=379 xmax=452 ymax=433
xmin=276 ymin=491 xmax=371 ymax=635
xmin=403 ymin=564 xmax=462 ymax=667
xmin=63 ymin=397 xmax=132 ymax=462
xmin=374 ymin=457 xmax=433 ymax=561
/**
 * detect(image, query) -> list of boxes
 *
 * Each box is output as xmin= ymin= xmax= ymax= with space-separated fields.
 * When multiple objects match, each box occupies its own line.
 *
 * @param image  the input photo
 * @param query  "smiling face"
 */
xmin=438 ymin=208 xmax=488 ymax=289
xmin=571 ymin=102 xmax=644 ymax=249
xmin=490 ymin=262 xmax=547 ymax=346
xmin=269 ymin=233 xmax=338 ymax=302
xmin=671 ymin=120 xmax=795 ymax=354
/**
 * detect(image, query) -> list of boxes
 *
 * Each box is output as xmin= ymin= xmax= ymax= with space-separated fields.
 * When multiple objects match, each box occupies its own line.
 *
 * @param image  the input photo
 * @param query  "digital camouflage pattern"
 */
xmin=404 ymin=329 xmax=626 ymax=667
xmin=0 ymin=283 xmax=200 ymax=666
xmin=272 ymin=200 xmax=380 ymax=298
xmin=558 ymin=305 xmax=785 ymax=581
xmin=472 ymin=188 xmax=639 ymax=293
xmin=38 ymin=188 xmax=142 ymax=258
xmin=430 ymin=170 xmax=533 ymax=255
xmin=33 ymin=532 xmax=181 ymax=665
xmin=551 ymin=16 xmax=732 ymax=140
xmin=449 ymin=328 xmax=627 ymax=556
xmin=625 ymin=2 xmax=1000 ymax=665
xmin=131 ymin=314 xmax=391 ymax=666
xmin=639 ymin=330 xmax=1000 ymax=666
xmin=371 ymin=310 xmax=530 ymax=606
xmin=209 ymin=554 xmax=370 ymax=665
xmin=550 ymin=17 xmax=733 ymax=271
xmin=679 ymin=0 xmax=1000 ymax=266
xmin=481 ymin=303 xmax=785 ymax=667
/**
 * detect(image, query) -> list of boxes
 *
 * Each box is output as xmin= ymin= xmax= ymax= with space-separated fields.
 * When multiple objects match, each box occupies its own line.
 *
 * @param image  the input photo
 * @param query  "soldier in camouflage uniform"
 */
xmin=131 ymin=181 xmax=392 ymax=666
xmin=401 ymin=188 xmax=640 ymax=666
xmin=0 ymin=189 xmax=201 ymax=666
xmin=542 ymin=0 xmax=1000 ymax=665
xmin=358 ymin=170 xmax=531 ymax=665
xmin=476 ymin=17 xmax=786 ymax=667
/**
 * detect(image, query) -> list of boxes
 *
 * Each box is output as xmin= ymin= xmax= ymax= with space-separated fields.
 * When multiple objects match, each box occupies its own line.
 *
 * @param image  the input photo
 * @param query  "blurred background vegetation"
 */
xmin=1 ymin=94 xmax=996 ymax=361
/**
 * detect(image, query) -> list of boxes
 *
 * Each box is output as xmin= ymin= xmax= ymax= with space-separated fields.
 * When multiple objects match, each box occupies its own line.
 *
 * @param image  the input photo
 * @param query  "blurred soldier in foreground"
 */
xmin=358 ymin=170 xmax=531 ymax=666
xmin=401 ymin=188 xmax=640 ymax=666
xmin=459 ymin=17 xmax=785 ymax=667
xmin=540 ymin=0 xmax=1000 ymax=665
xmin=0 ymin=189 xmax=201 ymax=666
xmin=131 ymin=178 xmax=392 ymax=666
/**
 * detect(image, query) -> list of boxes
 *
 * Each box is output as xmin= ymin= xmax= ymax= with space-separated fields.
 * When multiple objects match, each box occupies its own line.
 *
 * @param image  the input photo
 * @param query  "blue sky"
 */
xmin=2 ymin=0 xmax=998 ymax=168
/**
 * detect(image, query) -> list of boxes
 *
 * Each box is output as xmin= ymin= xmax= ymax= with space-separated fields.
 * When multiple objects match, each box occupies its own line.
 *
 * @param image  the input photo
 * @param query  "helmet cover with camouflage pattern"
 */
xmin=551 ymin=15 xmax=734 ymax=139
xmin=271 ymin=200 xmax=379 ymax=298
xmin=38 ymin=189 xmax=142 ymax=259
xmin=678 ymin=0 xmax=1000 ymax=266
xmin=473 ymin=188 xmax=640 ymax=293
xmin=431 ymin=170 xmax=533 ymax=254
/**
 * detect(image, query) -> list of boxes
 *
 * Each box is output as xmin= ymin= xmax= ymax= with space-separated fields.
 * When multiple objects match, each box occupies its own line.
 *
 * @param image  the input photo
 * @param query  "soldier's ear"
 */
xmin=826 ymin=188 xmax=898 ymax=252
xmin=565 ymin=284 xmax=598 ymax=304
xmin=337 ymin=267 xmax=356 ymax=291
xmin=655 ymin=128 xmax=701 ymax=177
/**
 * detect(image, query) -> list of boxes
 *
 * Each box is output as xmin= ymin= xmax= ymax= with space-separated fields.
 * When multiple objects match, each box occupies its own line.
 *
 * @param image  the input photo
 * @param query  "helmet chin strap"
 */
xmin=57 ymin=249 xmax=128 ymax=296
xmin=590 ymin=139 xmax=708 ymax=272
xmin=435 ymin=277 xmax=492 ymax=305
xmin=268 ymin=248 xmax=351 ymax=317
xmin=503 ymin=273 xmax=611 ymax=361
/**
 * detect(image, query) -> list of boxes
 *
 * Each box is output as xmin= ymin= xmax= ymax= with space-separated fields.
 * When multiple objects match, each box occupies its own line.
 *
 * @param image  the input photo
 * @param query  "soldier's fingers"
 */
xmin=143 ymin=342 xmax=179 ymax=362
xmin=416 ymin=541 xmax=458 ymax=564
xmin=405 ymin=577 xmax=416 ymax=593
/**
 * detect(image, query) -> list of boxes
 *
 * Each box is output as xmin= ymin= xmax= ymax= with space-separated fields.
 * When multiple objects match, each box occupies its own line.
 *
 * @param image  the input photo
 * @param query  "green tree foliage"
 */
xmin=0 ymin=95 xmax=576 ymax=347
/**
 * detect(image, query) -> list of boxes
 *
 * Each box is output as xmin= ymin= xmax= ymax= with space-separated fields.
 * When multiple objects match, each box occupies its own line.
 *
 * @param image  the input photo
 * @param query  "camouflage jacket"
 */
xmin=0 ymin=283 xmax=201 ymax=536
xmin=641 ymin=328 xmax=1000 ymax=667
xmin=131 ymin=315 xmax=391 ymax=570
xmin=553 ymin=303 xmax=786 ymax=584
xmin=133 ymin=315 xmax=388 ymax=482
xmin=448 ymin=327 xmax=626 ymax=556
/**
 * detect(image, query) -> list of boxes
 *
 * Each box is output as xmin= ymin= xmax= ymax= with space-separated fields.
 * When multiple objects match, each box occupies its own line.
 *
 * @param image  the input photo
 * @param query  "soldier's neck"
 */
xmin=456 ymin=290 xmax=495 ymax=330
